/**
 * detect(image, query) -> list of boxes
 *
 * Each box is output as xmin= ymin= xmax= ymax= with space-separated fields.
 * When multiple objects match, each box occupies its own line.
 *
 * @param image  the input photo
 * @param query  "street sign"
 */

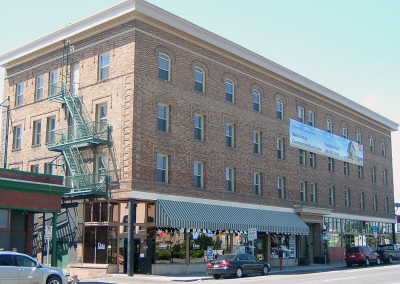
xmin=45 ymin=225 xmax=52 ymax=239
xmin=248 ymin=228 xmax=257 ymax=240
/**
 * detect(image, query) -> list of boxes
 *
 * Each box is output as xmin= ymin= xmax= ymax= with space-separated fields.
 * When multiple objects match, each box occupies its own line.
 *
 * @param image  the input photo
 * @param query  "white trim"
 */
xmin=328 ymin=212 xmax=394 ymax=224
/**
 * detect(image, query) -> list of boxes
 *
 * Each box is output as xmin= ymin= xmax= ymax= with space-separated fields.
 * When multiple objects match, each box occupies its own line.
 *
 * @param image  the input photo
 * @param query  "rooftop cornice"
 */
xmin=0 ymin=0 xmax=397 ymax=131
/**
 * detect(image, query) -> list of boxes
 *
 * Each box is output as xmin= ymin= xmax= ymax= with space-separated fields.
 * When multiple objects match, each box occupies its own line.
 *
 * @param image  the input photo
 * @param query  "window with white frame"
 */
xmin=32 ymin=120 xmax=42 ymax=146
xmin=44 ymin=163 xmax=53 ymax=175
xmin=193 ymin=161 xmax=203 ymax=188
xmin=16 ymin=83 xmax=24 ymax=106
xmin=276 ymin=99 xmax=283 ymax=119
xmin=252 ymin=90 xmax=260 ymax=112
xmin=158 ymin=53 xmax=170 ymax=81
xmin=13 ymin=125 xmax=22 ymax=150
xmin=157 ymin=154 xmax=168 ymax=183
xmin=383 ymin=169 xmax=388 ymax=185
xmin=370 ymin=137 xmax=375 ymax=152
xmin=358 ymin=165 xmax=364 ymax=179
xmin=344 ymin=190 xmax=351 ymax=208
xmin=360 ymin=192 xmax=365 ymax=210
xmin=277 ymin=138 xmax=284 ymax=160
xmin=384 ymin=197 xmax=389 ymax=213
xmin=96 ymin=103 xmax=108 ymax=132
xmin=46 ymin=116 xmax=56 ymax=144
xmin=372 ymin=195 xmax=377 ymax=211
xmin=308 ymin=111 xmax=315 ymax=126
xmin=344 ymin=162 xmax=349 ymax=176
xmin=299 ymin=149 xmax=306 ymax=165
xmin=94 ymin=153 xmax=107 ymax=183
xmin=99 ymin=53 xmax=110 ymax=80
xmin=225 ymin=80 xmax=234 ymax=102
xmin=254 ymin=172 xmax=261 ymax=196
xmin=35 ymin=76 xmax=44 ymax=101
xmin=310 ymin=183 xmax=317 ymax=203
xmin=253 ymin=131 xmax=261 ymax=154
xmin=157 ymin=104 xmax=169 ymax=132
xmin=328 ymin=157 xmax=334 ymax=172
xmin=30 ymin=164 xmax=40 ymax=173
xmin=194 ymin=67 xmax=205 ymax=92
xmin=298 ymin=107 xmax=304 ymax=123
xmin=278 ymin=177 xmax=285 ymax=199
xmin=329 ymin=187 xmax=335 ymax=206
xmin=356 ymin=131 xmax=362 ymax=144
xmin=327 ymin=119 xmax=332 ymax=133
xmin=300 ymin=181 xmax=306 ymax=202
xmin=309 ymin=152 xmax=316 ymax=168
xmin=225 ymin=167 xmax=234 ymax=192
xmin=194 ymin=114 xmax=204 ymax=140
xmin=342 ymin=126 xmax=348 ymax=139
xmin=225 ymin=123 xmax=234 ymax=148
xmin=371 ymin=166 xmax=376 ymax=182
xmin=49 ymin=71 xmax=58 ymax=96
xmin=381 ymin=141 xmax=386 ymax=157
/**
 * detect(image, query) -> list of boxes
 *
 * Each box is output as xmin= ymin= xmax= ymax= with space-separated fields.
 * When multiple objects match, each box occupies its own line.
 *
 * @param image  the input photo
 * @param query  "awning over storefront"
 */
xmin=156 ymin=199 xmax=309 ymax=235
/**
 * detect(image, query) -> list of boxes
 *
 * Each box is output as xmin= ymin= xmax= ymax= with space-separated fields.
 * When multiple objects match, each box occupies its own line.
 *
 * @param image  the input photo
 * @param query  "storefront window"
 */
xmin=270 ymin=234 xmax=296 ymax=258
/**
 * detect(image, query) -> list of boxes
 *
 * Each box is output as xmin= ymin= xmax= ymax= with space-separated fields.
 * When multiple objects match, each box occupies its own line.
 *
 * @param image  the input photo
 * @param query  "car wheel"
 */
xmin=213 ymin=274 xmax=221 ymax=279
xmin=47 ymin=276 xmax=62 ymax=284
xmin=365 ymin=257 xmax=370 ymax=266
xmin=376 ymin=257 xmax=381 ymax=265
xmin=235 ymin=267 xmax=243 ymax=278
xmin=261 ymin=265 xmax=269 ymax=275
xmin=387 ymin=256 xmax=392 ymax=264
xmin=346 ymin=262 xmax=352 ymax=267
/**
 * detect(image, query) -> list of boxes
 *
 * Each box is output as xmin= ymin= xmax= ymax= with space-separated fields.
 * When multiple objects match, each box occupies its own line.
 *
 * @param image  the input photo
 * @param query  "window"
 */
xmin=31 ymin=164 xmax=39 ymax=173
xmin=225 ymin=123 xmax=234 ymax=148
xmin=276 ymin=99 xmax=283 ymax=119
xmin=370 ymin=137 xmax=375 ymax=152
xmin=252 ymin=90 xmax=260 ymax=112
xmin=157 ymin=155 xmax=168 ymax=183
xmin=254 ymin=172 xmax=261 ymax=196
xmin=356 ymin=131 xmax=362 ymax=144
xmin=277 ymin=138 xmax=284 ymax=160
xmin=300 ymin=181 xmax=306 ymax=202
xmin=328 ymin=157 xmax=334 ymax=172
xmin=278 ymin=177 xmax=285 ymax=199
xmin=35 ymin=76 xmax=44 ymax=101
xmin=310 ymin=183 xmax=317 ymax=203
xmin=372 ymin=195 xmax=377 ymax=211
xmin=157 ymin=104 xmax=169 ymax=132
xmin=16 ymin=83 xmax=24 ymax=106
xmin=298 ymin=107 xmax=304 ymax=123
xmin=371 ymin=166 xmax=376 ymax=182
xmin=12 ymin=125 xmax=22 ymax=150
xmin=308 ymin=111 xmax=315 ymax=126
xmin=342 ymin=126 xmax=348 ymax=139
xmin=194 ymin=162 xmax=203 ymax=188
xmin=158 ymin=53 xmax=170 ymax=81
xmin=96 ymin=103 xmax=108 ymax=132
xmin=226 ymin=167 xmax=234 ymax=192
xmin=383 ymin=169 xmax=388 ymax=185
xmin=32 ymin=120 xmax=42 ymax=146
xmin=94 ymin=153 xmax=107 ymax=183
xmin=329 ymin=187 xmax=335 ymax=206
xmin=344 ymin=190 xmax=351 ymax=208
xmin=49 ymin=71 xmax=58 ymax=96
xmin=225 ymin=80 xmax=234 ymax=102
xmin=253 ymin=131 xmax=261 ymax=154
xmin=358 ymin=166 xmax=364 ymax=179
xmin=299 ymin=149 xmax=306 ymax=165
xmin=384 ymin=197 xmax=389 ymax=213
xmin=309 ymin=152 xmax=316 ymax=168
xmin=99 ymin=53 xmax=110 ymax=80
xmin=327 ymin=119 xmax=332 ymax=133
xmin=194 ymin=114 xmax=204 ymax=140
xmin=343 ymin=162 xmax=349 ymax=176
xmin=381 ymin=141 xmax=386 ymax=157
xmin=44 ymin=163 xmax=53 ymax=175
xmin=194 ymin=67 xmax=204 ymax=92
xmin=360 ymin=192 xmax=365 ymax=210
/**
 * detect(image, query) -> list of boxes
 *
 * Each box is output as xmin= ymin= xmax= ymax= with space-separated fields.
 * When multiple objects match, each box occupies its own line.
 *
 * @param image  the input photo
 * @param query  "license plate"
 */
xmin=351 ymin=255 xmax=355 ymax=258
xmin=214 ymin=265 xmax=219 ymax=268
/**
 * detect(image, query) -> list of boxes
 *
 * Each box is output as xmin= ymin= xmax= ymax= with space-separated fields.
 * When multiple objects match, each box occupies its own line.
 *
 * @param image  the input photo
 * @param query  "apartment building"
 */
xmin=0 ymin=0 xmax=397 ymax=275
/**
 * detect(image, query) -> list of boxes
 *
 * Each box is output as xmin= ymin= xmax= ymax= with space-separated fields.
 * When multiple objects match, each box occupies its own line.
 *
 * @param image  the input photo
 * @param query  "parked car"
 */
xmin=376 ymin=244 xmax=400 ymax=264
xmin=0 ymin=251 xmax=69 ymax=284
xmin=205 ymin=253 xmax=270 ymax=279
xmin=345 ymin=246 xmax=381 ymax=267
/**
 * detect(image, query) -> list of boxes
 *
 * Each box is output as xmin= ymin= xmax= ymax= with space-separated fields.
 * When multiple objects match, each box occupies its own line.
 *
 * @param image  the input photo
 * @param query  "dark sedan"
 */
xmin=206 ymin=253 xmax=270 ymax=279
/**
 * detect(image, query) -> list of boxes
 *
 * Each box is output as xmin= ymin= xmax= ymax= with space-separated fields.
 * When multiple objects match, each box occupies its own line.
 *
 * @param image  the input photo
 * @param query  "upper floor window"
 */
xmin=158 ymin=53 xmax=170 ymax=81
xmin=194 ymin=161 xmax=203 ymax=188
xmin=371 ymin=166 xmax=376 ymax=182
xmin=310 ymin=183 xmax=317 ymax=203
xmin=225 ymin=80 xmax=234 ymax=102
xmin=329 ymin=187 xmax=335 ymax=206
xmin=342 ymin=126 xmax=348 ymax=139
xmin=372 ymin=195 xmax=377 ymax=211
xmin=225 ymin=123 xmax=235 ymax=148
xmin=253 ymin=131 xmax=261 ymax=154
xmin=308 ymin=111 xmax=315 ymax=126
xmin=299 ymin=149 xmax=306 ymax=165
xmin=298 ymin=107 xmax=304 ymax=123
xmin=31 ymin=164 xmax=40 ymax=173
xmin=277 ymin=138 xmax=284 ymax=160
xmin=194 ymin=67 xmax=205 ymax=93
xmin=99 ymin=53 xmax=110 ymax=80
xmin=328 ymin=157 xmax=335 ymax=172
xmin=16 ymin=83 xmax=24 ymax=106
xmin=384 ymin=197 xmax=389 ymax=213
xmin=157 ymin=104 xmax=169 ymax=132
xmin=360 ymin=192 xmax=365 ymax=210
xmin=369 ymin=137 xmax=375 ymax=152
xmin=252 ymin=90 xmax=260 ymax=112
xmin=12 ymin=125 xmax=22 ymax=150
xmin=44 ymin=163 xmax=53 ymax=175
xmin=194 ymin=114 xmax=204 ymax=140
xmin=358 ymin=166 xmax=364 ymax=179
xmin=226 ymin=167 xmax=235 ymax=192
xmin=254 ymin=172 xmax=262 ymax=196
xmin=94 ymin=153 xmax=107 ymax=183
xmin=327 ymin=119 xmax=332 ymax=133
xmin=356 ymin=131 xmax=362 ymax=144
xmin=309 ymin=152 xmax=316 ymax=168
xmin=344 ymin=190 xmax=351 ymax=208
xmin=383 ymin=169 xmax=388 ymax=185
xmin=381 ymin=141 xmax=386 ymax=157
xmin=343 ymin=162 xmax=350 ymax=176
xmin=49 ymin=71 xmax=58 ymax=97
xmin=276 ymin=99 xmax=283 ymax=119
xmin=95 ymin=103 xmax=108 ymax=132
xmin=157 ymin=154 xmax=168 ymax=183
xmin=32 ymin=120 xmax=42 ymax=146
xmin=277 ymin=177 xmax=285 ymax=199
xmin=299 ymin=181 xmax=306 ymax=202
xmin=35 ymin=76 xmax=44 ymax=101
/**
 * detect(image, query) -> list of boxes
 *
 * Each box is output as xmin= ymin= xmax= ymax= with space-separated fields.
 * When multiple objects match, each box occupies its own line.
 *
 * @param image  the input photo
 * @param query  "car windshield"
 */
xmin=216 ymin=254 xmax=236 ymax=261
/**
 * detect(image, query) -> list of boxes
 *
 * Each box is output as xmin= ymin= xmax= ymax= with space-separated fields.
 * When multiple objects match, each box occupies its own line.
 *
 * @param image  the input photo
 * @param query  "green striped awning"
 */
xmin=156 ymin=199 xmax=309 ymax=235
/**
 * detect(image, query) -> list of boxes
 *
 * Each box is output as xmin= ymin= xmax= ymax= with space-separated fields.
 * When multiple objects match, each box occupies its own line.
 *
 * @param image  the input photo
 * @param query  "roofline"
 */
xmin=0 ymin=0 xmax=397 ymax=131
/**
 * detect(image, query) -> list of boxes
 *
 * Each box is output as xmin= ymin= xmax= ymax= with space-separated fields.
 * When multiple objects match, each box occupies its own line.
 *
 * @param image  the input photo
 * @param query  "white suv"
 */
xmin=0 ymin=251 xmax=69 ymax=284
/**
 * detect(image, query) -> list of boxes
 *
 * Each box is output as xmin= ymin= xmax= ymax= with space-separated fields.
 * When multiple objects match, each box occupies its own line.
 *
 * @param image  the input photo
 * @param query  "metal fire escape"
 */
xmin=47 ymin=40 xmax=111 ymax=197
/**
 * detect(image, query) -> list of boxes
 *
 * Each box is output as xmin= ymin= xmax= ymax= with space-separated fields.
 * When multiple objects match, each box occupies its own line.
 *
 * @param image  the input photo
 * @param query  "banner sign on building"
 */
xmin=290 ymin=119 xmax=363 ymax=166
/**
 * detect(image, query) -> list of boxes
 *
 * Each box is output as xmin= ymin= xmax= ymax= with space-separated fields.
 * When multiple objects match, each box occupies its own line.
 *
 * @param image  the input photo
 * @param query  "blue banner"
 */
xmin=290 ymin=119 xmax=363 ymax=166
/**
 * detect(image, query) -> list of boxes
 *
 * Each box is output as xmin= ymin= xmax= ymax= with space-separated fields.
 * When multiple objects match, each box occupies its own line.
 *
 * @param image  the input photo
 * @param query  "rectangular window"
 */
xmin=49 ymin=71 xmax=58 ymax=96
xmin=194 ymin=67 xmax=204 ymax=92
xmin=225 ymin=123 xmax=234 ymax=148
xmin=157 ymin=104 xmax=169 ymax=132
xmin=35 ymin=76 xmax=44 ymax=101
xmin=32 ymin=120 xmax=42 ymax=146
xmin=16 ymin=83 xmax=24 ymax=106
xmin=345 ymin=190 xmax=351 ymax=208
xmin=278 ymin=177 xmax=285 ymax=199
xmin=298 ymin=107 xmax=304 ymax=123
xmin=46 ymin=116 xmax=56 ymax=144
xmin=253 ymin=131 xmax=261 ymax=154
xmin=299 ymin=149 xmax=306 ymax=165
xmin=342 ymin=126 xmax=348 ymax=138
xmin=193 ymin=161 xmax=203 ymax=188
xmin=384 ymin=197 xmax=389 ymax=213
xmin=226 ymin=167 xmax=234 ymax=192
xmin=96 ymin=103 xmax=108 ymax=132
xmin=310 ymin=183 xmax=317 ymax=203
xmin=157 ymin=155 xmax=168 ymax=183
xmin=327 ymin=119 xmax=332 ymax=133
xmin=158 ymin=53 xmax=170 ymax=81
xmin=12 ymin=125 xmax=22 ymax=150
xmin=30 ymin=164 xmax=40 ymax=173
xmin=308 ymin=111 xmax=314 ymax=126
xmin=357 ymin=132 xmax=362 ymax=144
xmin=372 ymin=195 xmax=377 ymax=211
xmin=383 ymin=169 xmax=388 ymax=185
xmin=94 ymin=153 xmax=107 ymax=183
xmin=44 ymin=163 xmax=53 ymax=175
xmin=370 ymin=137 xmax=375 ymax=152
xmin=277 ymin=138 xmax=284 ymax=160
xmin=194 ymin=114 xmax=204 ymax=140
xmin=252 ymin=90 xmax=260 ymax=112
xmin=381 ymin=141 xmax=386 ymax=157
xmin=300 ymin=181 xmax=306 ymax=202
xmin=276 ymin=99 xmax=283 ymax=119
xmin=358 ymin=166 xmax=364 ymax=179
xmin=99 ymin=53 xmax=110 ymax=80
xmin=343 ymin=162 xmax=349 ymax=176
xmin=360 ymin=192 xmax=365 ymax=210
xmin=225 ymin=80 xmax=234 ymax=102
xmin=329 ymin=187 xmax=335 ymax=206
xmin=309 ymin=152 xmax=316 ymax=168
xmin=371 ymin=166 xmax=376 ymax=182
xmin=328 ymin=157 xmax=334 ymax=172
xmin=254 ymin=172 xmax=261 ymax=196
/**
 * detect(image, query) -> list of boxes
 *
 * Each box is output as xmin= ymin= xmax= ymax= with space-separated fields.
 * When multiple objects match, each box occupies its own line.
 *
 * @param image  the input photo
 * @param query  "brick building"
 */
xmin=0 ymin=0 xmax=397 ymax=276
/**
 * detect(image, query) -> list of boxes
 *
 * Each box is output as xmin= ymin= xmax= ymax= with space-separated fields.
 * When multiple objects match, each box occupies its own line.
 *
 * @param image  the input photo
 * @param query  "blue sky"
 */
xmin=1 ymin=0 xmax=399 ymax=199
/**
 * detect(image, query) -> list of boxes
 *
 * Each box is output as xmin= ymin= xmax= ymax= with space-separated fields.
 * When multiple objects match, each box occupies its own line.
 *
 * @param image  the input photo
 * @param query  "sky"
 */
xmin=0 ymin=0 xmax=399 ymax=198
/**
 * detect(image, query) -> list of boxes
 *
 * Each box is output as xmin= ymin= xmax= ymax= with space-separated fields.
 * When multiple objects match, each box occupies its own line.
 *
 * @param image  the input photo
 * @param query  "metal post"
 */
xmin=51 ymin=213 xmax=57 ymax=266
xmin=127 ymin=198 xmax=135 ymax=276
xmin=1 ymin=96 xmax=10 ymax=168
